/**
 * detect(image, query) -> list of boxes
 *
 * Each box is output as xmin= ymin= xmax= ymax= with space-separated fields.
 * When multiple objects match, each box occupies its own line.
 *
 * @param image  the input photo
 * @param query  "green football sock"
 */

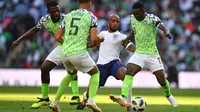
xmin=162 ymin=80 xmax=171 ymax=97
xmin=122 ymin=75 xmax=133 ymax=98
xmin=55 ymin=74 xmax=76 ymax=101
xmin=71 ymin=80 xmax=79 ymax=96
xmin=88 ymin=72 xmax=100 ymax=99
xmin=41 ymin=83 xmax=49 ymax=99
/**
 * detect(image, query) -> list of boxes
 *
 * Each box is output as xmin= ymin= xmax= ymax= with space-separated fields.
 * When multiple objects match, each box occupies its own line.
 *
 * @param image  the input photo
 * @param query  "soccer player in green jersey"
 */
xmin=49 ymin=0 xmax=102 ymax=112
xmin=10 ymin=0 xmax=80 ymax=109
xmin=109 ymin=1 xmax=178 ymax=109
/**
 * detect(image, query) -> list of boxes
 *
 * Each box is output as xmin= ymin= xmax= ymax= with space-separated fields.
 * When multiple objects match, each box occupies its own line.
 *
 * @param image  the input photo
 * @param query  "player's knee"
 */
xmin=118 ymin=74 xmax=125 ymax=80
xmin=117 ymin=68 xmax=126 ymax=80
xmin=126 ymin=69 xmax=136 ymax=76
xmin=40 ymin=64 xmax=49 ymax=73
xmin=68 ymin=69 xmax=77 ymax=75
xmin=88 ymin=66 xmax=99 ymax=75
xmin=159 ymin=81 xmax=166 ymax=86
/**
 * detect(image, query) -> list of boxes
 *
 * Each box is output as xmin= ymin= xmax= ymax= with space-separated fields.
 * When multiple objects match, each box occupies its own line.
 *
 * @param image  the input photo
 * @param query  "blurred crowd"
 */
xmin=0 ymin=0 xmax=200 ymax=71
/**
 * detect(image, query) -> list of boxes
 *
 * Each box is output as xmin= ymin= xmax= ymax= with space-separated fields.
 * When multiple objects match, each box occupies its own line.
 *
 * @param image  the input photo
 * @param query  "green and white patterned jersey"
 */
xmin=60 ymin=8 xmax=98 ymax=57
xmin=131 ymin=13 xmax=162 ymax=55
xmin=36 ymin=13 xmax=66 ymax=46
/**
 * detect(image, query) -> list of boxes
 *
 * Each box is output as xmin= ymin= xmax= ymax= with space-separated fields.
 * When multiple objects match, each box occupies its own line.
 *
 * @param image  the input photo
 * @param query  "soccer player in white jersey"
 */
xmin=10 ymin=0 xmax=80 ymax=109
xmin=109 ymin=1 xmax=178 ymax=109
xmin=76 ymin=14 xmax=136 ymax=112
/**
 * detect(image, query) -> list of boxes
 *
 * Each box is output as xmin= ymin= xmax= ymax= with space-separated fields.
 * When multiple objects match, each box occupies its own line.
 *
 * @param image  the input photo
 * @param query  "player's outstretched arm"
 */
xmin=158 ymin=23 xmax=172 ymax=39
xmin=87 ymin=35 xmax=104 ymax=48
xmin=10 ymin=26 xmax=40 ymax=50
xmin=55 ymin=28 xmax=64 ymax=44
xmin=87 ymin=27 xmax=101 ymax=48
xmin=122 ymin=30 xmax=134 ymax=44
xmin=121 ymin=30 xmax=135 ymax=53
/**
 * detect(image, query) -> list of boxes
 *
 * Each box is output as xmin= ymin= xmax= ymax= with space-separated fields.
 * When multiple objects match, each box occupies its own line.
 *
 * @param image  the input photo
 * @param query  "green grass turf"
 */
xmin=0 ymin=87 xmax=200 ymax=112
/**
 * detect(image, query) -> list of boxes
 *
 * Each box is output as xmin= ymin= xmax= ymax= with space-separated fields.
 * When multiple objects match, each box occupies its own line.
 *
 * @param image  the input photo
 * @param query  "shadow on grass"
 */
xmin=0 ymin=100 xmax=200 ymax=112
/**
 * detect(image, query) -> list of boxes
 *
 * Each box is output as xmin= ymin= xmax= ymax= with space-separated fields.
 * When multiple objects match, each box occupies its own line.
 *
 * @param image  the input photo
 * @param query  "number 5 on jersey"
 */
xmin=69 ymin=18 xmax=81 ymax=35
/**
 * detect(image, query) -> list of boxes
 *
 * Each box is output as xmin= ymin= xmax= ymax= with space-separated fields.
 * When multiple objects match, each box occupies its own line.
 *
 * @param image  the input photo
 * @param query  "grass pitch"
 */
xmin=0 ymin=87 xmax=200 ymax=112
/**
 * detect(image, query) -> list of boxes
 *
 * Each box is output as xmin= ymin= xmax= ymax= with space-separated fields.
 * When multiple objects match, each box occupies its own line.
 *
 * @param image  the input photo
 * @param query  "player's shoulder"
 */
xmin=81 ymin=9 xmax=97 ymax=19
xmin=146 ymin=13 xmax=160 ymax=21
xmin=130 ymin=14 xmax=135 ymax=19
xmin=117 ymin=31 xmax=127 ymax=39
xmin=88 ymin=11 xmax=96 ymax=18
xmin=60 ymin=13 xmax=66 ymax=19
xmin=131 ymin=14 xmax=134 ymax=17
xmin=130 ymin=14 xmax=136 ymax=22
xmin=147 ymin=13 xmax=157 ymax=18
xmin=39 ymin=14 xmax=50 ymax=22
xmin=99 ymin=31 xmax=108 ymax=35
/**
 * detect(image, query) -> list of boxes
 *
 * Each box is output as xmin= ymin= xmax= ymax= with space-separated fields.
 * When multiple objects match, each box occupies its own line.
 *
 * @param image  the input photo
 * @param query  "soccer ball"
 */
xmin=132 ymin=96 xmax=147 ymax=112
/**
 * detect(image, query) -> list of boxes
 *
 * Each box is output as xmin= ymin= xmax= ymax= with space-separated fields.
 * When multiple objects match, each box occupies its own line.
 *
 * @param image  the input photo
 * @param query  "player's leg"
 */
xmin=49 ymin=57 xmax=77 ymax=112
xmin=147 ymin=55 xmax=177 ymax=107
xmin=86 ymin=66 xmax=101 ymax=111
xmin=31 ymin=60 xmax=57 ymax=109
xmin=54 ymin=69 xmax=77 ymax=101
xmin=76 ymin=64 xmax=108 ymax=110
xmin=71 ymin=53 xmax=101 ymax=112
xmin=110 ymin=55 xmax=144 ymax=107
xmin=110 ymin=60 xmax=133 ymax=111
xmin=154 ymin=70 xmax=177 ymax=107
xmin=110 ymin=63 xmax=141 ymax=107
xmin=69 ymin=75 xmax=80 ymax=105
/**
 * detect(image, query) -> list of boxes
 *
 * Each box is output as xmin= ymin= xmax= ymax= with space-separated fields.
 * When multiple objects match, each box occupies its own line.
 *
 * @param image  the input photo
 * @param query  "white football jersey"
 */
xmin=97 ymin=31 xmax=127 ymax=64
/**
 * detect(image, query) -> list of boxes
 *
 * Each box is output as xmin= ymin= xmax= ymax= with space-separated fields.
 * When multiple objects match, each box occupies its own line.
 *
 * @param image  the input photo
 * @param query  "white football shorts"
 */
xmin=128 ymin=53 xmax=164 ymax=73
xmin=45 ymin=46 xmax=62 ymax=66
xmin=61 ymin=52 xmax=95 ymax=73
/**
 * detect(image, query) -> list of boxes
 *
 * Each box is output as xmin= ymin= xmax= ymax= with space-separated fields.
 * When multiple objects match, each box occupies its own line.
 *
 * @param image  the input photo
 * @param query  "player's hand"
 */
xmin=166 ymin=33 xmax=172 ymax=39
xmin=98 ymin=35 xmax=104 ymax=42
xmin=10 ymin=40 xmax=20 ymax=50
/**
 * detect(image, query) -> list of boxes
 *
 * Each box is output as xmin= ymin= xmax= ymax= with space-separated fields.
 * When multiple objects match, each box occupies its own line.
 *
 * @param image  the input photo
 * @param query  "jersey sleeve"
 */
xmin=149 ymin=14 xmax=162 ymax=27
xmin=90 ymin=13 xmax=98 ymax=28
xmin=36 ymin=16 xmax=48 ymax=29
xmin=59 ymin=13 xmax=66 ymax=29
xmin=60 ymin=18 xmax=65 ymax=29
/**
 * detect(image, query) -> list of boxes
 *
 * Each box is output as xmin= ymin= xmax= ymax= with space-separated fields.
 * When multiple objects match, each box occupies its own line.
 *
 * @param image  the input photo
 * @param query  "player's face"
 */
xmin=132 ymin=8 xmax=145 ymax=21
xmin=108 ymin=16 xmax=120 ymax=32
xmin=48 ymin=5 xmax=60 ymax=23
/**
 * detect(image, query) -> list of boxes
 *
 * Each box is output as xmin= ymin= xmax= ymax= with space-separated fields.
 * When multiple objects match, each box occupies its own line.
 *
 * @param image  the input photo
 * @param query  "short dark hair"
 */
xmin=132 ymin=1 xmax=144 ymax=9
xmin=79 ymin=0 xmax=92 ymax=3
xmin=46 ymin=0 xmax=58 ymax=9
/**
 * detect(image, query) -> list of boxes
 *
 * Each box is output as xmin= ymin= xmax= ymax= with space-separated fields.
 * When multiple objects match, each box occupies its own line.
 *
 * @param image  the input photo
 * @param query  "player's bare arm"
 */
xmin=87 ymin=27 xmax=102 ymax=48
xmin=55 ymin=27 xmax=64 ymax=44
xmin=87 ymin=35 xmax=104 ymax=48
xmin=158 ymin=23 xmax=172 ymax=39
xmin=122 ymin=30 xmax=134 ymax=45
xmin=121 ymin=30 xmax=135 ymax=53
xmin=122 ymin=40 xmax=136 ymax=53
xmin=10 ymin=26 xmax=41 ymax=50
